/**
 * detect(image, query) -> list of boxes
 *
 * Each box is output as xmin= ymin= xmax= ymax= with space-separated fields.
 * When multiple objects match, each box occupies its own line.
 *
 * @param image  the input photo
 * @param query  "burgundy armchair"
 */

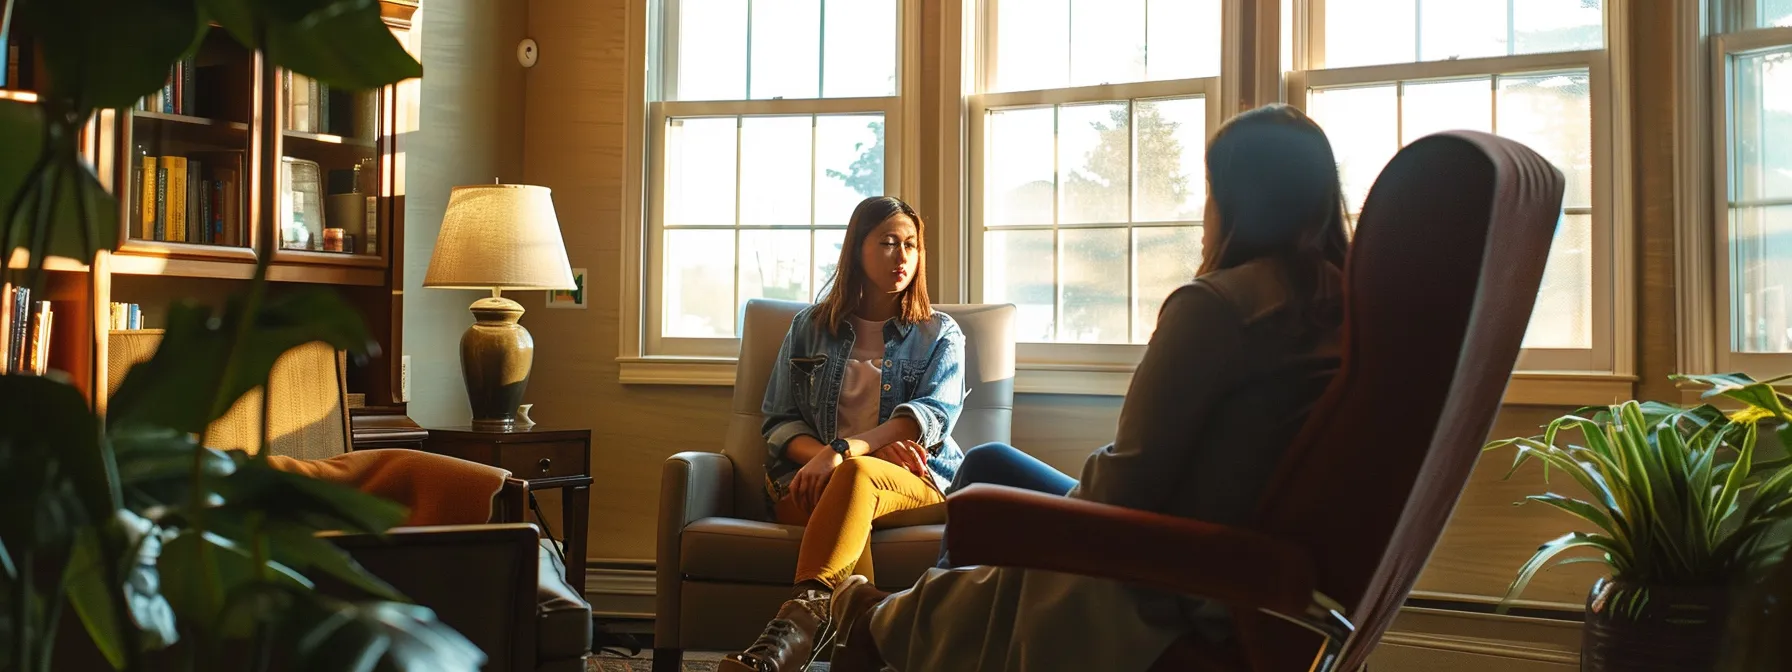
xmin=947 ymin=130 xmax=1567 ymax=671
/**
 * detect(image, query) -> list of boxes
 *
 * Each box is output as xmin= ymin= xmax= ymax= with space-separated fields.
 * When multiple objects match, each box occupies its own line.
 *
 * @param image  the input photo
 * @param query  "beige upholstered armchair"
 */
xmin=654 ymin=299 xmax=1015 ymax=668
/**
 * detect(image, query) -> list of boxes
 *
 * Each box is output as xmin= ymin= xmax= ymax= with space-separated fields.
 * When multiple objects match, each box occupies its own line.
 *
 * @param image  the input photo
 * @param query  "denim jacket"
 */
xmin=761 ymin=307 xmax=966 ymax=508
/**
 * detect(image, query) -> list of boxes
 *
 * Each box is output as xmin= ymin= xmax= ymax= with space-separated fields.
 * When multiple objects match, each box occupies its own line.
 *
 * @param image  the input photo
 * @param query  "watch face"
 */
xmin=832 ymin=438 xmax=850 ymax=454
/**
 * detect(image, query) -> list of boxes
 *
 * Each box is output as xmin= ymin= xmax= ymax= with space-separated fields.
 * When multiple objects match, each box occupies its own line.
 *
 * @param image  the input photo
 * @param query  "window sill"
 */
xmin=618 ymin=356 xmax=1638 ymax=406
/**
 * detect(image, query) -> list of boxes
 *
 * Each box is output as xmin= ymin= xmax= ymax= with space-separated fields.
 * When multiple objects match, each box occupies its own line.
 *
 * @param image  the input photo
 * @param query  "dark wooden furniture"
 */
xmin=350 ymin=405 xmax=429 ymax=450
xmin=423 ymin=425 xmax=592 ymax=587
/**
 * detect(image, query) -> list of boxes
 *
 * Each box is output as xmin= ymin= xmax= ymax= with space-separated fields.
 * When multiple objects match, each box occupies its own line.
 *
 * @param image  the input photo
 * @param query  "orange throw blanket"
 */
xmin=265 ymin=449 xmax=510 ymax=526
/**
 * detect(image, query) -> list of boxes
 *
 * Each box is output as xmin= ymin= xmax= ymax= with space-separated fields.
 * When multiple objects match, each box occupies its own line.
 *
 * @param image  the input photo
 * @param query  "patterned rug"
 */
xmin=587 ymin=652 xmax=830 ymax=672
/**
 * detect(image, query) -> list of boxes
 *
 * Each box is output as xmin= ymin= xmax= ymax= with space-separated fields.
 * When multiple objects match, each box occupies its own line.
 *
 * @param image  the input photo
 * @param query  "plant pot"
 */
xmin=1582 ymin=577 xmax=1729 ymax=672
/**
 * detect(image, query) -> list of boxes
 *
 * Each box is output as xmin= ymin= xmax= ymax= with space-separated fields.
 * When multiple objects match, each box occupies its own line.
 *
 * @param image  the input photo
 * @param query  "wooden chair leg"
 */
xmin=652 ymin=647 xmax=682 ymax=672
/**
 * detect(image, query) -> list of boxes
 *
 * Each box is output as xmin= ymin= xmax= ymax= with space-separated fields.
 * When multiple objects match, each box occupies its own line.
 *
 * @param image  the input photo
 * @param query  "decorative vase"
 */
xmin=1582 ymin=577 xmax=1729 ymax=672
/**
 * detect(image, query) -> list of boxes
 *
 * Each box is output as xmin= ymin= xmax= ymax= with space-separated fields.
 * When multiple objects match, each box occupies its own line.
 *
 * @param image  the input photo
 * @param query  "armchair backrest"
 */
xmin=723 ymin=300 xmax=1016 ymax=521
xmin=1242 ymin=131 xmax=1564 ymax=670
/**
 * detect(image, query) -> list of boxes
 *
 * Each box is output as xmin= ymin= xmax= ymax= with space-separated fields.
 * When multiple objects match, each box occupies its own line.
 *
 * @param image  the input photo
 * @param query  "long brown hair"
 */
xmin=1198 ymin=104 xmax=1350 ymax=325
xmin=815 ymin=196 xmax=933 ymax=336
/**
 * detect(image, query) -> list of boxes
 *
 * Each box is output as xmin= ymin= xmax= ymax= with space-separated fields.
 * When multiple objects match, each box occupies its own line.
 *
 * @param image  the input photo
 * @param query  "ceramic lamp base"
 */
xmin=460 ymin=295 xmax=533 ymax=431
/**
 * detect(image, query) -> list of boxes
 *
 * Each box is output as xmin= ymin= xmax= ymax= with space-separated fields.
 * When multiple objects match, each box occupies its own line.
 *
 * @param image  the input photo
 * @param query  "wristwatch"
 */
xmin=830 ymin=437 xmax=852 ymax=456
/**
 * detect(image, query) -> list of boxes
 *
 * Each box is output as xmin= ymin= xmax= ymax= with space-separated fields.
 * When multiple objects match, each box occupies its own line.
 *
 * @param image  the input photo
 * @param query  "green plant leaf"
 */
xmin=159 ymin=529 xmax=310 ymax=638
xmin=199 ymin=0 xmax=376 ymax=48
xmin=284 ymin=594 xmax=485 ymax=672
xmin=65 ymin=530 xmax=126 ymax=669
xmin=1526 ymin=493 xmax=1626 ymax=545
xmin=204 ymin=512 xmax=404 ymax=603
xmin=107 ymin=288 xmax=376 ymax=435
xmin=0 ymin=374 xmax=118 ymax=551
xmin=1499 ymin=531 xmax=1625 ymax=612
xmin=263 ymin=0 xmax=421 ymax=90
xmin=20 ymin=0 xmax=205 ymax=110
xmin=0 ymin=100 xmax=121 ymax=271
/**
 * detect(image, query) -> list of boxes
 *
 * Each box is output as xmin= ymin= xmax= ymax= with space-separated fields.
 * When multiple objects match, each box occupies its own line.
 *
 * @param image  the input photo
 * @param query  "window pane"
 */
xmin=1513 ymin=0 xmax=1603 ymax=54
xmin=814 ymin=228 xmax=846 ymax=300
xmin=665 ymin=117 xmax=738 ymax=225
xmin=1133 ymin=226 xmax=1202 ymax=344
xmin=816 ymin=115 xmax=886 ymax=225
xmin=1071 ymin=0 xmax=1145 ymax=87
xmin=1402 ymin=78 xmax=1492 ymax=145
xmin=1499 ymin=72 xmax=1592 ymax=208
xmin=985 ymin=229 xmax=1057 ymax=341
xmin=1146 ymin=0 xmax=1222 ymax=80
xmin=1733 ymin=50 xmax=1792 ymax=204
xmin=1061 ymin=103 xmax=1130 ymax=224
xmin=1308 ymin=85 xmax=1398 ymax=213
xmin=1418 ymin=0 xmax=1506 ymax=62
xmin=1061 ymin=228 xmax=1129 ymax=343
xmin=1135 ymin=97 xmax=1207 ymax=222
xmin=994 ymin=0 xmax=1070 ymax=92
xmin=1323 ymin=0 xmax=1416 ymax=68
xmin=1325 ymin=0 xmax=1600 ymax=68
xmin=676 ymin=0 xmax=747 ymax=100
xmin=1761 ymin=0 xmax=1792 ymax=27
xmin=739 ymin=229 xmax=813 ymax=330
xmin=822 ymin=0 xmax=896 ymax=97
xmin=1523 ymin=213 xmax=1593 ymax=349
xmin=664 ymin=229 xmax=737 ymax=337
xmin=1733 ymin=206 xmax=1792 ymax=352
xmin=986 ymin=107 xmax=1056 ymax=225
xmin=750 ymin=0 xmax=821 ymax=99
xmin=740 ymin=116 xmax=813 ymax=225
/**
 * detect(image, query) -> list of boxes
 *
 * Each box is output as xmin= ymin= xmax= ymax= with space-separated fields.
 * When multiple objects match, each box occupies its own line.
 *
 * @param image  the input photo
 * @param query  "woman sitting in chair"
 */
xmin=826 ymin=104 xmax=1352 ymax=672
xmin=721 ymin=196 xmax=965 ymax=672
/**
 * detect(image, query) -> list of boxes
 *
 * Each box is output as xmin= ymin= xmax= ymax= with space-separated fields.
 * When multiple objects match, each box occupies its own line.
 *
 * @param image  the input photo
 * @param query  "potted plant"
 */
xmin=0 ymin=0 xmax=484 ymax=670
xmin=1482 ymin=380 xmax=1792 ymax=672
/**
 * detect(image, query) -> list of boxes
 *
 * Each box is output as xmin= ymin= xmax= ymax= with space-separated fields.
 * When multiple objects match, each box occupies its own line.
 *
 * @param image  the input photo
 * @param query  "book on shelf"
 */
xmin=284 ymin=70 xmax=375 ymax=138
xmin=109 ymin=302 xmax=144 ymax=331
xmin=2 ymin=284 xmax=51 ymax=375
xmin=135 ymin=58 xmax=199 ymax=114
xmin=130 ymin=150 xmax=245 ymax=246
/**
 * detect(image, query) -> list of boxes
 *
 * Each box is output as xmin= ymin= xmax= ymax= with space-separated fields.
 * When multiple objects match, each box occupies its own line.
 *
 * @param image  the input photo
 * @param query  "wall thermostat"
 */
xmin=518 ymin=38 xmax=539 ymax=68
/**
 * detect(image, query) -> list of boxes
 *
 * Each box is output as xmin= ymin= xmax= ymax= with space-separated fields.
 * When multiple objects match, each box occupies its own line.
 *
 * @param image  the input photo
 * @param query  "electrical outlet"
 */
xmin=400 ymin=355 xmax=412 ymax=403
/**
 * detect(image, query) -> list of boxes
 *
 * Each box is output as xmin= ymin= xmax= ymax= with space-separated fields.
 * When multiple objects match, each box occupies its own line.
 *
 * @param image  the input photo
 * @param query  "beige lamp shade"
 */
xmin=423 ymin=184 xmax=577 ymax=290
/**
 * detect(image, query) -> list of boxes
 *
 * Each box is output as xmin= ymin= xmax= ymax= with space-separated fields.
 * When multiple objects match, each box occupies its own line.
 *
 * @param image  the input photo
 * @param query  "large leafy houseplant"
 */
xmin=1481 ymin=377 xmax=1792 ymax=671
xmin=0 ymin=0 xmax=483 ymax=670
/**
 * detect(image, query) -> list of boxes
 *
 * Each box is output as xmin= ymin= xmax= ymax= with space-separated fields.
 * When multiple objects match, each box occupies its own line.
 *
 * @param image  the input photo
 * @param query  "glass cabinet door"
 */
xmin=273 ymin=67 xmax=385 ymax=259
xmin=125 ymin=30 xmax=256 ymax=252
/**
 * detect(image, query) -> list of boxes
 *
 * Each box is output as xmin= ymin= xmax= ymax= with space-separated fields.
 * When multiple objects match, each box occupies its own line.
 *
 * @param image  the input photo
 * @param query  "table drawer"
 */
xmin=498 ymin=441 xmax=587 ymax=480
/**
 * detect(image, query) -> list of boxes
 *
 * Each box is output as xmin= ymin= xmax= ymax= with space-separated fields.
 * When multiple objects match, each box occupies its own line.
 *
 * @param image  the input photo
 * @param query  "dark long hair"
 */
xmin=815 ymin=196 xmax=932 ymax=336
xmin=1198 ymin=104 xmax=1350 ymax=325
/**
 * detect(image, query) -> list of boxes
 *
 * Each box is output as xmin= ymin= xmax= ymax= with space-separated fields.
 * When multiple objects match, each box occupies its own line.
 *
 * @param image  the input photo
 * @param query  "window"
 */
xmin=645 ymin=0 xmax=903 ymax=358
xmin=968 ymin=0 xmax=1223 ymax=366
xmin=1289 ymin=0 xmax=1617 ymax=373
xmin=1716 ymin=1 xmax=1792 ymax=374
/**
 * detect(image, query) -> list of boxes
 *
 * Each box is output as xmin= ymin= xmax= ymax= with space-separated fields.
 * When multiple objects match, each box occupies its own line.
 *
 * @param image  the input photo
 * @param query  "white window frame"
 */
xmin=619 ymin=0 xmax=921 ymax=383
xmin=963 ymin=0 xmax=1236 ymax=395
xmin=1285 ymin=0 xmax=1635 ymax=384
xmin=1708 ymin=1 xmax=1792 ymax=379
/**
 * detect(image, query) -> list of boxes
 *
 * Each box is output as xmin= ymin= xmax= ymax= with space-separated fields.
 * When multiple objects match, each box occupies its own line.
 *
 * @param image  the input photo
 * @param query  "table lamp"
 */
xmin=423 ymin=183 xmax=575 ymax=430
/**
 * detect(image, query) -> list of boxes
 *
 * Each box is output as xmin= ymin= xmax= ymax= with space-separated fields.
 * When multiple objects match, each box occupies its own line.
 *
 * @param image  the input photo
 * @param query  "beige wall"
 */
xmin=405 ymin=0 xmax=531 ymax=429
xmin=506 ymin=0 xmax=1672 ymax=611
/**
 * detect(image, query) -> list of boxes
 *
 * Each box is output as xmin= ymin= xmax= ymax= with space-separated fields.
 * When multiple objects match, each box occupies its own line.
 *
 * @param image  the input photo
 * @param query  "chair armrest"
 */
xmin=945 ymin=484 xmax=1318 ymax=616
xmin=491 ymin=477 xmax=530 ymax=524
xmin=660 ymin=451 xmax=736 ymax=528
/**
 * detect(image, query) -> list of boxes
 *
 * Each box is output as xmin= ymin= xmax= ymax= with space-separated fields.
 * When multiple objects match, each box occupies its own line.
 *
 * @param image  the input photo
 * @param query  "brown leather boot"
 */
xmin=719 ymin=592 xmax=830 ymax=672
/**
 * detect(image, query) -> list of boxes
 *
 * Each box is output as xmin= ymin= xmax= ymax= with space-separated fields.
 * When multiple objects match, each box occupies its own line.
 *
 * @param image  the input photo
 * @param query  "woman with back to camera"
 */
xmin=823 ymin=103 xmax=1354 ymax=672
xmin=720 ymin=196 xmax=966 ymax=672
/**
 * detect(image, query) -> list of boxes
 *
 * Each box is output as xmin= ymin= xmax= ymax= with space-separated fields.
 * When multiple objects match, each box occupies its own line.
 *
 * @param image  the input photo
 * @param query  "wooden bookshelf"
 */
xmin=3 ymin=1 xmax=421 ymax=416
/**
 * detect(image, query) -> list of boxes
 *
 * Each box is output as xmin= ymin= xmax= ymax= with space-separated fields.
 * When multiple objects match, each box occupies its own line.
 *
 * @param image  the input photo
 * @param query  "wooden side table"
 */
xmin=422 ymin=425 xmax=591 ymax=587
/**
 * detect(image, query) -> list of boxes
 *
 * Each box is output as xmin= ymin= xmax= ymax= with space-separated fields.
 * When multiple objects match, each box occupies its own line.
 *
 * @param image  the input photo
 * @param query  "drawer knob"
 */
xmin=538 ymin=457 xmax=552 ymax=473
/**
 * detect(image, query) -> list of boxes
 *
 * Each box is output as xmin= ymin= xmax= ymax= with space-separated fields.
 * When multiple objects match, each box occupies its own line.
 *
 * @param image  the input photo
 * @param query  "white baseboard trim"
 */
xmin=585 ymin=566 xmax=657 ymax=620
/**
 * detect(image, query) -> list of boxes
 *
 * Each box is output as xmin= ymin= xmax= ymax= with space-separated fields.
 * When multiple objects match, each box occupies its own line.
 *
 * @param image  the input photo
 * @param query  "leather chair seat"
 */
xmin=680 ymin=517 xmax=946 ymax=591
xmin=536 ymin=539 xmax=594 ymax=665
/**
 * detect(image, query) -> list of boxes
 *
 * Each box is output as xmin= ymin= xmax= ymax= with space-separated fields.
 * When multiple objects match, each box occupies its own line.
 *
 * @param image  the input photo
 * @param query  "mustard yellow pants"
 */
xmin=775 ymin=456 xmax=944 ymax=589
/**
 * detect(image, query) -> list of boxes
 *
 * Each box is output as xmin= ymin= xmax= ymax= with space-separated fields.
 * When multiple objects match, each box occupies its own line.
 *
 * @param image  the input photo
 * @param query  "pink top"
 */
xmin=835 ymin=316 xmax=889 ymax=440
